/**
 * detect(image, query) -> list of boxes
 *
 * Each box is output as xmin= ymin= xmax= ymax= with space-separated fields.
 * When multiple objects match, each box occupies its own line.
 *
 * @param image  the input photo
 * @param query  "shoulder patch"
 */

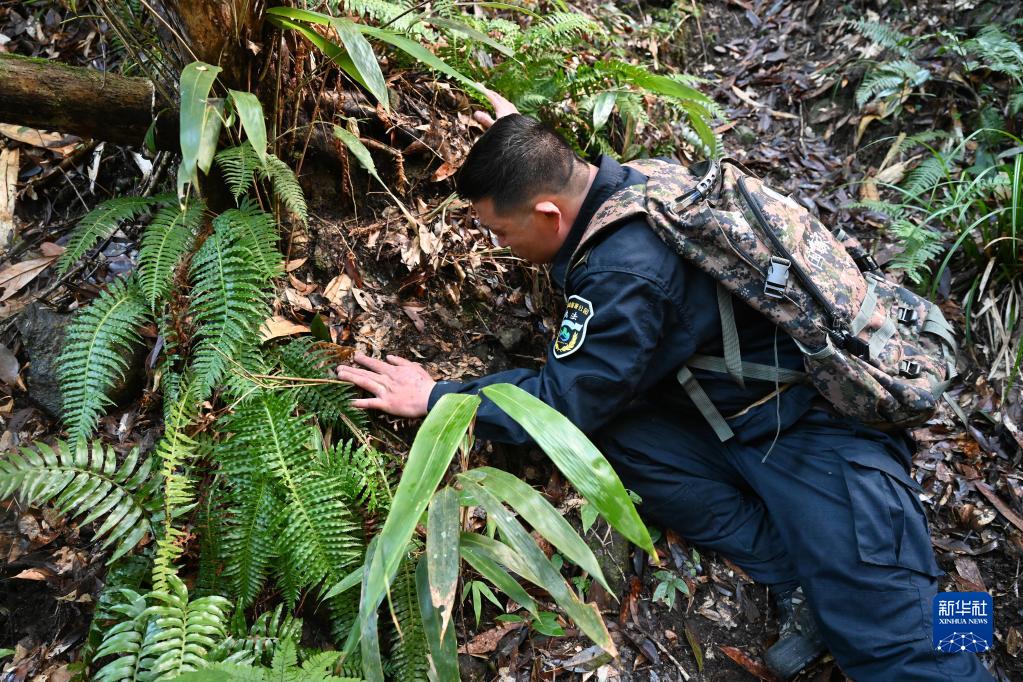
xmin=553 ymin=295 xmax=594 ymax=359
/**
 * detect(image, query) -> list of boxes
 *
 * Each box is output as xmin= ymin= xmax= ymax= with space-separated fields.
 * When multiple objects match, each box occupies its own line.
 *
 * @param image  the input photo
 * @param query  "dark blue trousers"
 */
xmin=595 ymin=406 xmax=993 ymax=681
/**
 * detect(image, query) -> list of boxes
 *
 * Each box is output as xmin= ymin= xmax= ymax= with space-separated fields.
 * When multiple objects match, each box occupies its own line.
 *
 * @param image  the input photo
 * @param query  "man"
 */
xmin=336 ymin=93 xmax=993 ymax=681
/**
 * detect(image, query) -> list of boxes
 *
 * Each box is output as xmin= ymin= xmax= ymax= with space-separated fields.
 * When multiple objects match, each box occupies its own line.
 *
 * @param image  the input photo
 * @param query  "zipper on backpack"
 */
xmin=735 ymin=176 xmax=847 ymax=339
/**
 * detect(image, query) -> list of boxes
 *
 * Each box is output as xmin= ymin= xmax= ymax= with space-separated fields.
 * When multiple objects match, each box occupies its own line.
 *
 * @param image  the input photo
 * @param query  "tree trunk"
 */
xmin=0 ymin=54 xmax=177 ymax=149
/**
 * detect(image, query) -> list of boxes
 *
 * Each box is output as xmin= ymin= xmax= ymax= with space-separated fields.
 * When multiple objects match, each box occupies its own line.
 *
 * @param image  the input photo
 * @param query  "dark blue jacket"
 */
xmin=429 ymin=156 xmax=820 ymax=445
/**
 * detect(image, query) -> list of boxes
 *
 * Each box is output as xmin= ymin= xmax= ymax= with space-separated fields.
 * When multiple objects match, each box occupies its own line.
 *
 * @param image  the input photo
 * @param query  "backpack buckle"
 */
xmin=853 ymin=253 xmax=879 ymax=272
xmin=899 ymin=359 xmax=922 ymax=377
xmin=764 ymin=256 xmax=791 ymax=299
xmin=841 ymin=334 xmax=870 ymax=360
xmin=896 ymin=306 xmax=918 ymax=324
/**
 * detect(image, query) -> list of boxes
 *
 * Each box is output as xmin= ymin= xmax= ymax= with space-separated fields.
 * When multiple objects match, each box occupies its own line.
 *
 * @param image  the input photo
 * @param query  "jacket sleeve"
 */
xmin=427 ymin=268 xmax=690 ymax=446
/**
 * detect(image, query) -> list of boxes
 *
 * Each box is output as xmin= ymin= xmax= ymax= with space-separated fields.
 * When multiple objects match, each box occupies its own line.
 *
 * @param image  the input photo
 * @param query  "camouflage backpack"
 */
xmin=573 ymin=158 xmax=958 ymax=441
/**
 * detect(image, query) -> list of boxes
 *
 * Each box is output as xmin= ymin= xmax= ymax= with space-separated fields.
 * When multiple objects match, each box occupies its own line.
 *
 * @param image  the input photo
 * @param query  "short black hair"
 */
xmin=456 ymin=114 xmax=584 ymax=214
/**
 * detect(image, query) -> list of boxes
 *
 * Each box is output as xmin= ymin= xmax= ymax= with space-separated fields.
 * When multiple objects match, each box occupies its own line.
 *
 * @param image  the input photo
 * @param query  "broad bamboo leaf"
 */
xmin=416 ymin=557 xmax=459 ymax=682
xmin=459 ymin=532 xmax=541 ymax=586
xmin=179 ymin=62 xmax=223 ymax=190
xmin=228 ymin=90 xmax=267 ymax=163
xmin=459 ymin=535 xmax=538 ymax=617
xmin=459 ymin=477 xmax=616 ymax=656
xmin=358 ymin=538 xmax=384 ymax=682
xmin=481 ymin=384 xmax=655 ymax=556
xmin=592 ymin=91 xmax=617 ymax=132
xmin=463 ymin=467 xmax=611 ymax=593
xmin=333 ymin=126 xmax=381 ymax=181
xmin=358 ymin=25 xmax=485 ymax=95
xmin=427 ymin=486 xmax=460 ymax=636
xmin=357 ymin=393 xmax=479 ymax=674
xmin=268 ymin=17 xmax=374 ymax=106
xmin=335 ymin=18 xmax=389 ymax=111
xmin=426 ymin=16 xmax=516 ymax=57
xmin=322 ymin=565 xmax=364 ymax=601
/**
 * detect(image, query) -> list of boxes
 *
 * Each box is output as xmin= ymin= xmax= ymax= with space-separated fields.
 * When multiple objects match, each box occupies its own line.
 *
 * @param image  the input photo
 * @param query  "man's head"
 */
xmin=456 ymin=114 xmax=593 ymax=263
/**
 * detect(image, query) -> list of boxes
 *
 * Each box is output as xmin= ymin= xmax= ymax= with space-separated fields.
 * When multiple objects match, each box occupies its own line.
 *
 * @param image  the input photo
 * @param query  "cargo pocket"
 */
xmin=843 ymin=453 xmax=943 ymax=577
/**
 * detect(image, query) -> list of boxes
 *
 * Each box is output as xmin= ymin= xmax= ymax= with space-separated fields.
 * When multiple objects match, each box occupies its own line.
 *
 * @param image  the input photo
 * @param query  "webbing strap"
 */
xmin=868 ymin=317 xmax=897 ymax=359
xmin=922 ymin=304 xmax=957 ymax=352
xmin=716 ymin=284 xmax=745 ymax=389
xmin=676 ymin=366 xmax=735 ymax=442
xmin=851 ymin=279 xmax=879 ymax=336
xmin=687 ymin=354 xmax=808 ymax=383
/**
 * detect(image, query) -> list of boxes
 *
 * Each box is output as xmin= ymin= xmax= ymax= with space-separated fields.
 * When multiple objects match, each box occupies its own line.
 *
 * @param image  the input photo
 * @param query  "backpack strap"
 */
xmin=676 ymin=366 xmax=735 ymax=441
xmin=716 ymin=283 xmax=745 ymax=389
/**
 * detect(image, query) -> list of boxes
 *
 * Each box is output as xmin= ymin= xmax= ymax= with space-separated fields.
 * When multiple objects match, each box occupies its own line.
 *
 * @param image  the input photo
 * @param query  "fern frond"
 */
xmin=320 ymin=438 xmax=391 ymax=516
xmin=274 ymin=338 xmax=366 ymax=429
xmin=260 ymin=154 xmax=308 ymax=223
xmin=93 ymin=589 xmax=150 ymax=682
xmin=171 ymin=638 xmax=361 ymax=681
xmin=384 ymin=559 xmax=430 ymax=681
xmin=273 ymin=471 xmax=364 ymax=593
xmin=524 ymin=13 xmax=601 ymax=49
xmin=141 ymin=573 xmax=232 ymax=678
xmin=216 ymin=391 xmax=315 ymax=482
xmin=209 ymin=604 xmax=304 ymax=666
xmin=216 ymin=142 xmax=262 ymax=201
xmin=139 ymin=200 xmax=205 ymax=311
xmin=847 ymin=199 xmax=909 ymax=219
xmin=152 ymin=378 xmax=201 ymax=592
xmin=903 ymin=154 xmax=948 ymax=197
xmin=958 ymin=25 xmax=1023 ymax=79
xmin=213 ymin=202 xmax=282 ymax=282
xmin=188 ymin=229 xmax=269 ymax=398
xmin=855 ymin=60 xmax=930 ymax=108
xmin=57 ymin=196 xmax=158 ymax=276
xmin=58 ymin=275 xmax=149 ymax=446
xmin=889 ymin=217 xmax=945 ymax=283
xmin=221 ymin=476 xmax=278 ymax=609
xmin=853 ymin=19 xmax=915 ymax=56
xmin=0 ymin=440 xmax=159 ymax=562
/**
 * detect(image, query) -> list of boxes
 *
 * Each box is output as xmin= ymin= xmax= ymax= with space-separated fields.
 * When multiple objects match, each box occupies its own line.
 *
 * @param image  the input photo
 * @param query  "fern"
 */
xmin=853 ymin=19 xmax=915 ymax=57
xmin=141 ymin=573 xmax=232 ymax=679
xmin=0 ymin=440 xmax=159 ymax=561
xmin=384 ymin=559 xmax=430 ymax=681
xmin=57 ymin=196 xmax=158 ymax=276
xmin=216 ymin=391 xmax=363 ymax=600
xmin=903 ymin=154 xmax=948 ymax=197
xmin=215 ymin=142 xmax=262 ymax=200
xmin=173 ymin=639 xmax=361 ymax=682
xmin=152 ymin=378 xmax=201 ymax=592
xmin=213 ymin=202 xmax=283 ymax=282
xmin=260 ymin=153 xmax=308 ymax=223
xmin=209 ymin=605 xmax=304 ymax=665
xmin=957 ymin=25 xmax=1023 ymax=79
xmin=138 ymin=200 xmax=204 ymax=310
xmin=524 ymin=13 xmax=602 ymax=49
xmin=188 ymin=229 xmax=269 ymax=398
xmin=890 ymin=218 xmax=945 ymax=283
xmin=58 ymin=276 xmax=149 ymax=447
xmin=220 ymin=476 xmax=277 ymax=609
xmin=855 ymin=59 xmax=931 ymax=108
xmin=93 ymin=588 xmax=150 ymax=682
xmin=274 ymin=338 xmax=366 ymax=430
xmin=320 ymin=439 xmax=391 ymax=516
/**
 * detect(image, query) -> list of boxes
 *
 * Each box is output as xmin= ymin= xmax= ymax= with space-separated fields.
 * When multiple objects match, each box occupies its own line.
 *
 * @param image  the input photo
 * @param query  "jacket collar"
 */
xmin=550 ymin=155 xmax=628 ymax=289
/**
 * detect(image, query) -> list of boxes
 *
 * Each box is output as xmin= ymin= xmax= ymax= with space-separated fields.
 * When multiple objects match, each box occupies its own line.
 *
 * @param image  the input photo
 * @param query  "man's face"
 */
xmin=474 ymin=198 xmax=562 ymax=264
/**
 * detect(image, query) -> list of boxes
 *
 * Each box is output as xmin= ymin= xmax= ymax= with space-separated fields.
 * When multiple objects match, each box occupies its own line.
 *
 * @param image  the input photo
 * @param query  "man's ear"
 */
xmin=533 ymin=200 xmax=562 ymax=231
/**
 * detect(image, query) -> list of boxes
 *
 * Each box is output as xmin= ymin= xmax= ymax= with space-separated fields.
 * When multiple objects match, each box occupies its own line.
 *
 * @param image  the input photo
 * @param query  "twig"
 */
xmin=632 ymin=625 xmax=692 ymax=681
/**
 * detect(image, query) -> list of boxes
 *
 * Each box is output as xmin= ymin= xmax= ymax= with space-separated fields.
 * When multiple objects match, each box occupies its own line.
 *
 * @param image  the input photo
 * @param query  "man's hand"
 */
xmin=335 ymin=353 xmax=436 ymax=418
xmin=472 ymin=85 xmax=520 ymax=129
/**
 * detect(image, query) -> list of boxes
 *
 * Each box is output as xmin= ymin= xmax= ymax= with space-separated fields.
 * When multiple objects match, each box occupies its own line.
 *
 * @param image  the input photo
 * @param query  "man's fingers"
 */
xmin=352 ymin=353 xmax=393 ymax=373
xmin=473 ymin=110 xmax=496 ymax=129
xmin=386 ymin=354 xmax=415 ymax=366
xmin=337 ymin=366 xmax=388 ymax=395
xmin=352 ymin=397 xmax=387 ymax=411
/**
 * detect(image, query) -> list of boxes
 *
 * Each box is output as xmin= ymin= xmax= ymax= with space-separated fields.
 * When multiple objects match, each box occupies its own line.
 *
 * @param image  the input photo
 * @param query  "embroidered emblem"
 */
xmin=553 ymin=295 xmax=594 ymax=359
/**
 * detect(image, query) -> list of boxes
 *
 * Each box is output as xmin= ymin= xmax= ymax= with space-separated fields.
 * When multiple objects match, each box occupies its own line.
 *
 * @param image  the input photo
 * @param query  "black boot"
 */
xmin=764 ymin=586 xmax=827 ymax=679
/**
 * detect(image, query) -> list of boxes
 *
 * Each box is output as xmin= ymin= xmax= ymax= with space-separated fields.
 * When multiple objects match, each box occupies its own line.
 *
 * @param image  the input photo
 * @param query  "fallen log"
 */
xmin=0 ymin=54 xmax=177 ymax=149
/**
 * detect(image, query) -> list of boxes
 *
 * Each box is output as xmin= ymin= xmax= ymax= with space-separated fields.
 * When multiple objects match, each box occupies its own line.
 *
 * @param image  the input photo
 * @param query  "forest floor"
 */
xmin=1 ymin=0 xmax=1022 ymax=681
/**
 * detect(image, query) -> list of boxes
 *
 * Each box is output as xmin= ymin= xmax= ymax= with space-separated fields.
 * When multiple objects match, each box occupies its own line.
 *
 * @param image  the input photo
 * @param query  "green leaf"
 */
xmin=481 ymin=384 xmax=655 ymax=556
xmin=462 ymin=467 xmax=611 ymax=594
xmin=459 ymin=536 xmax=538 ymax=617
xmin=358 ymin=25 xmax=485 ymax=95
xmin=179 ymin=62 xmax=224 ymax=191
xmin=335 ymin=18 xmax=389 ymax=112
xmin=333 ymin=125 xmax=380 ymax=182
xmin=426 ymin=16 xmax=516 ymax=57
xmin=322 ymin=565 xmax=364 ymax=601
xmin=228 ymin=90 xmax=268 ymax=163
xmin=459 ymin=532 xmax=541 ymax=586
xmin=416 ymin=557 xmax=459 ymax=682
xmin=459 ymin=476 xmax=616 ymax=656
xmin=427 ymin=486 xmax=460 ymax=637
xmin=592 ymin=91 xmax=617 ymax=132
xmin=358 ymin=393 xmax=480 ymax=674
